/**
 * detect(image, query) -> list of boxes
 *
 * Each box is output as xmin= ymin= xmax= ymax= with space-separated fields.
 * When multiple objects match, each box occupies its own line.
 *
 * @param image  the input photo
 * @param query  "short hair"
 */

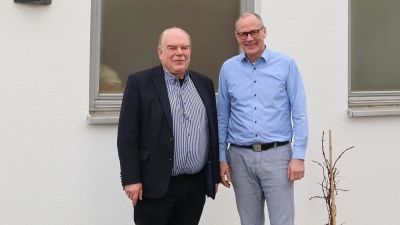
xmin=158 ymin=27 xmax=191 ymax=48
xmin=235 ymin=12 xmax=264 ymax=31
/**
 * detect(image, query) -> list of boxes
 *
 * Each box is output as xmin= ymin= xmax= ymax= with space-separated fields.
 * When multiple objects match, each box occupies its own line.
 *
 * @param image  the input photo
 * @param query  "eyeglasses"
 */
xmin=236 ymin=27 xmax=264 ymax=40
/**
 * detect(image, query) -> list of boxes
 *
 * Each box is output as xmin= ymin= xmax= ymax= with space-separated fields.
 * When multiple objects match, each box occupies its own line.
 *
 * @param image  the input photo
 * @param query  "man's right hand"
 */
xmin=220 ymin=162 xmax=231 ymax=188
xmin=124 ymin=183 xmax=143 ymax=206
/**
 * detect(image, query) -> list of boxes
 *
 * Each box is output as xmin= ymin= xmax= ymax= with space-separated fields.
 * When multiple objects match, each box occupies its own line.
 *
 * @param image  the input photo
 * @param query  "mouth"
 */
xmin=174 ymin=59 xmax=185 ymax=63
xmin=245 ymin=42 xmax=257 ymax=47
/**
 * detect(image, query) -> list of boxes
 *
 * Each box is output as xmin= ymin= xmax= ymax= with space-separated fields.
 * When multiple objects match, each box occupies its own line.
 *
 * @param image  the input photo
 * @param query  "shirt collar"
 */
xmin=240 ymin=45 xmax=270 ymax=64
xmin=163 ymin=68 xmax=189 ymax=84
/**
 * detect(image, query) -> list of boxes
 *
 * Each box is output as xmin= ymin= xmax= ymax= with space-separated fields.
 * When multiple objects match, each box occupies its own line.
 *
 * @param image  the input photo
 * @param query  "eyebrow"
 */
xmin=167 ymin=44 xmax=190 ymax=48
xmin=238 ymin=29 xmax=259 ymax=33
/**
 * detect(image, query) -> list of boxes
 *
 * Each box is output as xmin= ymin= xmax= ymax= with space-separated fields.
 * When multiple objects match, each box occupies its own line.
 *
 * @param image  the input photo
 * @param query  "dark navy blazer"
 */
xmin=117 ymin=65 xmax=220 ymax=199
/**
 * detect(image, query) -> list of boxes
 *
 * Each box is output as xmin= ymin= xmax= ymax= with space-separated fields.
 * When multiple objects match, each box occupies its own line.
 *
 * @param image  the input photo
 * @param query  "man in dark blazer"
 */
xmin=117 ymin=27 xmax=220 ymax=225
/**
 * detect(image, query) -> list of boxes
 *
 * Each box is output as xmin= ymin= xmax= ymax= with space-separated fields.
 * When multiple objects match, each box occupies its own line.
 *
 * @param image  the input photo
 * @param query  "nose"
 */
xmin=176 ymin=47 xmax=183 ymax=55
xmin=245 ymin=33 xmax=254 ymax=41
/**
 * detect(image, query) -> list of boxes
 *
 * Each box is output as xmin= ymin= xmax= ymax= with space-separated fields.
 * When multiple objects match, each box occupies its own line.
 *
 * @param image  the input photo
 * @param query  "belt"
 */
xmin=231 ymin=141 xmax=290 ymax=152
xmin=171 ymin=171 xmax=203 ymax=181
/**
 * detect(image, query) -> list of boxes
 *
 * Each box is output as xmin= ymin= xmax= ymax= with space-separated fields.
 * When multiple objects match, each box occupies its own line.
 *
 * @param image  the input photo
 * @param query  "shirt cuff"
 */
xmin=292 ymin=147 xmax=306 ymax=160
xmin=219 ymin=148 xmax=227 ymax=162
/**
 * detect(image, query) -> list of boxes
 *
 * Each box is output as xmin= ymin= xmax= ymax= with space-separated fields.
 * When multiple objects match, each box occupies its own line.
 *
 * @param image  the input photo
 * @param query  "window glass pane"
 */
xmin=99 ymin=0 xmax=240 ymax=94
xmin=351 ymin=0 xmax=400 ymax=92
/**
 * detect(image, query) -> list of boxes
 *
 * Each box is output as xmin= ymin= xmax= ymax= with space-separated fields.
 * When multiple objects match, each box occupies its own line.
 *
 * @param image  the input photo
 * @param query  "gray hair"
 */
xmin=158 ymin=27 xmax=191 ymax=48
xmin=235 ymin=12 xmax=264 ymax=31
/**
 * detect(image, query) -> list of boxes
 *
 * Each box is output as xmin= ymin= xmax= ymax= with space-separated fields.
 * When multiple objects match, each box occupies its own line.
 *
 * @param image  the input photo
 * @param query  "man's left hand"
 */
xmin=288 ymin=159 xmax=305 ymax=182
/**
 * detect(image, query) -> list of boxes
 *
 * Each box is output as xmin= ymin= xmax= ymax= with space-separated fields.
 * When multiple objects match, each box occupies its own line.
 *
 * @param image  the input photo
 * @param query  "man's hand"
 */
xmin=124 ymin=183 xmax=143 ymax=206
xmin=220 ymin=162 xmax=231 ymax=188
xmin=288 ymin=159 xmax=305 ymax=182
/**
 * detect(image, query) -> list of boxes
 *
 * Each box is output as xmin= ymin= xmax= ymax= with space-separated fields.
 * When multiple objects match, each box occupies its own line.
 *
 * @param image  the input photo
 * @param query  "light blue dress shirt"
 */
xmin=217 ymin=47 xmax=308 ymax=162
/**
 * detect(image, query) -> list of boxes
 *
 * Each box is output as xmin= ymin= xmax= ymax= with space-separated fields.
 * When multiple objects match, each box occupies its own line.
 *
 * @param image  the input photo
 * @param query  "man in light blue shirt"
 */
xmin=217 ymin=12 xmax=308 ymax=225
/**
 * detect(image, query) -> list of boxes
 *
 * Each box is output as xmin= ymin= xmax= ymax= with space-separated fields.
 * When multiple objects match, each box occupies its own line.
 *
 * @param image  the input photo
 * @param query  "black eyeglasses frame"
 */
xmin=236 ymin=27 xmax=264 ymax=40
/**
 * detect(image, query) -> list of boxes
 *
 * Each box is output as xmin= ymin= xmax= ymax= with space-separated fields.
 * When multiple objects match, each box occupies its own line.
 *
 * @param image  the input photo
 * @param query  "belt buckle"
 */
xmin=252 ymin=144 xmax=262 ymax=152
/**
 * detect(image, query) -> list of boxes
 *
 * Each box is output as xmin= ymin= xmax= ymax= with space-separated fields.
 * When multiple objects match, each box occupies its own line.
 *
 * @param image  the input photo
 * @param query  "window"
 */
xmin=88 ymin=0 xmax=256 ymax=124
xmin=348 ymin=0 xmax=400 ymax=117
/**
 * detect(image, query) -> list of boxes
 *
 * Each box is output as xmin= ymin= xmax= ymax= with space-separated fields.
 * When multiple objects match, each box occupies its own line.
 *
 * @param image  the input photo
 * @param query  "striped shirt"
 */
xmin=164 ymin=69 xmax=209 ymax=176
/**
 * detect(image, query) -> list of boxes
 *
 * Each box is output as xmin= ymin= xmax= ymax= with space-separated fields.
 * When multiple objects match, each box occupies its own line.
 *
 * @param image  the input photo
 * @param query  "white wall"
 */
xmin=1 ymin=1 xmax=399 ymax=225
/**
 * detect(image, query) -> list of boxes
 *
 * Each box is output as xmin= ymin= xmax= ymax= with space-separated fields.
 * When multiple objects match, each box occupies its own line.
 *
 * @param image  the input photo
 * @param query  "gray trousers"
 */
xmin=227 ymin=144 xmax=294 ymax=225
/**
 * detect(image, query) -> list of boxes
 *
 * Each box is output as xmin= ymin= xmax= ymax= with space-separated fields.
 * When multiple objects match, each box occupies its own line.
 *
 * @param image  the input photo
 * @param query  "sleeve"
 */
xmin=117 ymin=74 xmax=142 ymax=186
xmin=286 ymin=59 xmax=308 ymax=160
xmin=216 ymin=64 xmax=231 ymax=162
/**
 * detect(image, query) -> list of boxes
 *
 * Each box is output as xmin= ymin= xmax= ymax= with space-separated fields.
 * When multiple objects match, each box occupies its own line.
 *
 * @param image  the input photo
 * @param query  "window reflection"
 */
xmin=99 ymin=0 xmax=240 ymax=94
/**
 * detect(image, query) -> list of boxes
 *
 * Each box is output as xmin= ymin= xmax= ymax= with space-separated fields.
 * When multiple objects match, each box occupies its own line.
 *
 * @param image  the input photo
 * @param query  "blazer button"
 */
xmin=169 ymin=158 xmax=173 ymax=161
xmin=170 ymin=138 xmax=173 ymax=141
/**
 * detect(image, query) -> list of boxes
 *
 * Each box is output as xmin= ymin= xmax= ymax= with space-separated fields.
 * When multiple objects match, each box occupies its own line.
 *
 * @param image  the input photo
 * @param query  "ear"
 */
xmin=262 ymin=27 xmax=267 ymax=38
xmin=234 ymin=31 xmax=241 ymax=42
xmin=157 ymin=47 xmax=163 ymax=61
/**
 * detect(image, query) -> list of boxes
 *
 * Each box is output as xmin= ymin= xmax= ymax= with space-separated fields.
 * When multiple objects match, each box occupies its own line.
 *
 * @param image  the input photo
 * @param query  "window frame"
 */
xmin=88 ymin=0 xmax=257 ymax=124
xmin=347 ymin=0 xmax=400 ymax=117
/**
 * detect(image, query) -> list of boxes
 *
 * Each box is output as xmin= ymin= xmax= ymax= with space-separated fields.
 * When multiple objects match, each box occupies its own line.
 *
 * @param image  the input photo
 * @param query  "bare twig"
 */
xmin=333 ymin=146 xmax=354 ymax=169
xmin=310 ymin=131 xmax=354 ymax=225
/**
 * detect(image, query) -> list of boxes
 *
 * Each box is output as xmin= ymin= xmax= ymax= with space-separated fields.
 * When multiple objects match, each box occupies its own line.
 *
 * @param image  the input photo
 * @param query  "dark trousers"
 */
xmin=134 ymin=173 xmax=206 ymax=225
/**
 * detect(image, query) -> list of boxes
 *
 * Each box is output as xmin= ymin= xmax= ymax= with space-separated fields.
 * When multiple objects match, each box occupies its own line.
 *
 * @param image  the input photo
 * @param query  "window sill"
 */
xmin=87 ymin=112 xmax=119 ymax=124
xmin=347 ymin=107 xmax=400 ymax=117
xmin=88 ymin=108 xmax=400 ymax=122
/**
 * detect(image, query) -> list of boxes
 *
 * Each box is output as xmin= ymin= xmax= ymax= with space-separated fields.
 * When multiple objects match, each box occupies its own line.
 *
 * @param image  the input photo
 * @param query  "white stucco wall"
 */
xmin=1 ymin=1 xmax=399 ymax=225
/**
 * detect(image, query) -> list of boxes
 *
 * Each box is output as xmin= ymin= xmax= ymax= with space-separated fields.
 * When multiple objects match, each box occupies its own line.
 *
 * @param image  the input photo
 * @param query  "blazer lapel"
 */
xmin=190 ymin=72 xmax=211 ymax=114
xmin=152 ymin=65 xmax=173 ymax=132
